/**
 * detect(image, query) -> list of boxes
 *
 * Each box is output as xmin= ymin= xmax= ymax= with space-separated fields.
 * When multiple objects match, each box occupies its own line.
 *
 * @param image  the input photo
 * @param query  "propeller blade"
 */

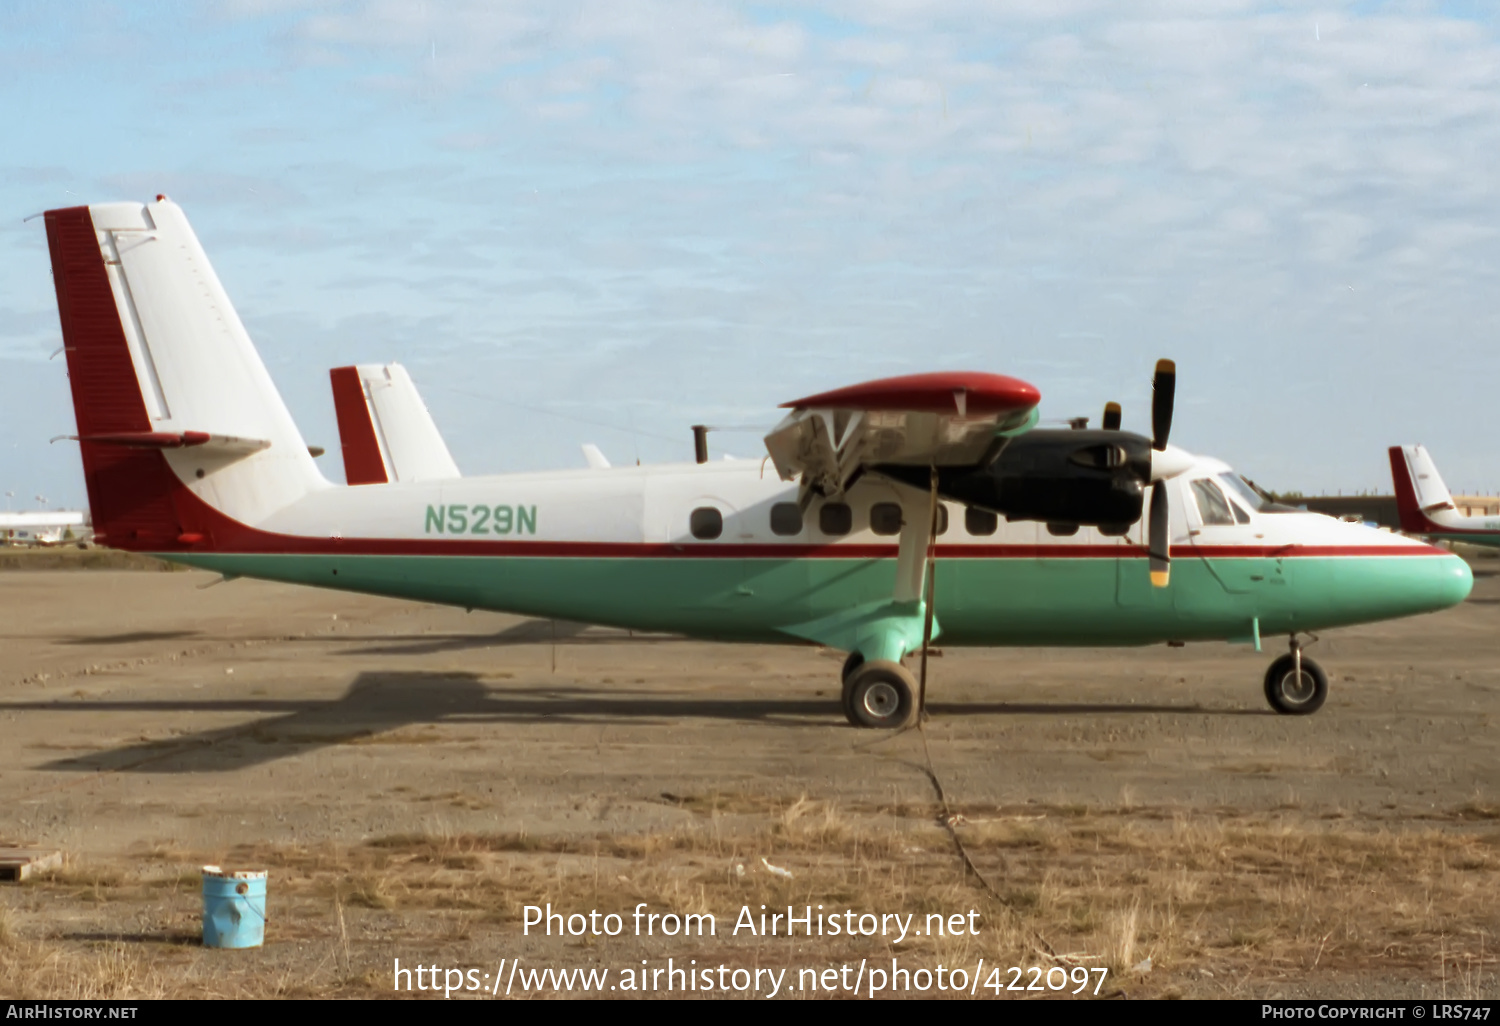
xmin=1102 ymin=401 xmax=1121 ymax=431
xmin=1149 ymin=480 xmax=1170 ymax=588
xmin=1151 ymin=358 xmax=1175 ymax=451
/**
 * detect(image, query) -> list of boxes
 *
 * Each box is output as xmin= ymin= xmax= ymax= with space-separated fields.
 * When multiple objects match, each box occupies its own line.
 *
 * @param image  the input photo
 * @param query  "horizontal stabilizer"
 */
xmin=74 ymin=431 xmax=270 ymax=457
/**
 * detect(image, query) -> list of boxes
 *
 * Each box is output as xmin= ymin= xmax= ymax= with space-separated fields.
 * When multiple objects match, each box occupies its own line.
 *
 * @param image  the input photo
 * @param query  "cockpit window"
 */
xmin=1190 ymin=478 xmax=1236 ymax=526
xmin=1217 ymin=472 xmax=1302 ymax=514
xmin=1217 ymin=473 xmax=1267 ymax=512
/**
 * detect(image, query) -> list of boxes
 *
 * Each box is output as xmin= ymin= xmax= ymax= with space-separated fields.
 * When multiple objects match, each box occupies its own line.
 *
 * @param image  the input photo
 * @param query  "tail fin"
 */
xmin=44 ymin=198 xmax=325 ymax=549
xmin=1389 ymin=444 xmax=1454 ymax=533
xmin=581 ymin=444 xmax=611 ymax=470
xmin=329 ymin=363 xmax=460 ymax=485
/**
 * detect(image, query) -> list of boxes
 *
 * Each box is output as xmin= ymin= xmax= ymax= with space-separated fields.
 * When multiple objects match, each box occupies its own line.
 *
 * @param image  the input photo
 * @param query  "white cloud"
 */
xmin=7 ymin=1 xmax=1500 ymax=497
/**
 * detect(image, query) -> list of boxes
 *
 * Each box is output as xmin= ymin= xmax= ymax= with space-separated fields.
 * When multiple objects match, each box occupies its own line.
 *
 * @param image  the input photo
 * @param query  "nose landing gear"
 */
xmin=842 ymin=659 xmax=918 ymax=729
xmin=1264 ymin=634 xmax=1327 ymax=715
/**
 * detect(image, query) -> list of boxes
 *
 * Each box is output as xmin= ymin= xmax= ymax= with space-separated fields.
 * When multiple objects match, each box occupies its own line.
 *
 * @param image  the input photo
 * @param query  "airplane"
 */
xmin=1390 ymin=444 xmax=1500 ymax=547
xmin=0 ymin=509 xmax=88 ymax=545
xmin=38 ymin=197 xmax=1473 ymax=728
xmin=329 ymin=361 xmax=611 ymax=479
xmin=329 ymin=363 xmax=460 ymax=485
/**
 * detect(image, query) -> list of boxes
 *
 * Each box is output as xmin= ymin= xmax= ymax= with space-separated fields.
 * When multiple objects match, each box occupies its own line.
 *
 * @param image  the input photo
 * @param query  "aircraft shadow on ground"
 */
xmin=18 ymin=672 xmax=826 ymax=773
xmin=929 ymin=701 xmax=1262 ymax=717
xmin=58 ymin=630 xmax=203 ymax=646
xmin=7 ymin=672 xmax=1264 ymax=775
xmin=289 ymin=618 xmax=688 ymax=657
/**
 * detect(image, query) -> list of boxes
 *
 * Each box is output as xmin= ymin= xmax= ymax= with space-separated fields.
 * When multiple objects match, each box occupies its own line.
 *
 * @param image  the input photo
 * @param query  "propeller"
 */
xmin=1101 ymin=401 xmax=1121 ymax=431
xmin=1147 ymin=359 xmax=1176 ymax=587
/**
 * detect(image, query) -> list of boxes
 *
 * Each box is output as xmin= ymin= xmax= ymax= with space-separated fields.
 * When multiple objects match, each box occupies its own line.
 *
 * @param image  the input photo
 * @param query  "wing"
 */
xmin=762 ymin=371 xmax=1041 ymax=503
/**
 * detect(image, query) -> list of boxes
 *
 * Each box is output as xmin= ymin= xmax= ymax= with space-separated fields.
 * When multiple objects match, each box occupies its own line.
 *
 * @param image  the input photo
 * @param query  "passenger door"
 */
xmin=1186 ymin=476 xmax=1280 ymax=594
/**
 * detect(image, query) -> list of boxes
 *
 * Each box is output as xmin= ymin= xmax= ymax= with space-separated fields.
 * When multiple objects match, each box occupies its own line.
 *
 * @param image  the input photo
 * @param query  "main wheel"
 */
xmin=843 ymin=660 xmax=917 ymax=729
xmin=1263 ymin=654 xmax=1328 ymax=715
xmin=839 ymin=652 xmax=866 ymax=721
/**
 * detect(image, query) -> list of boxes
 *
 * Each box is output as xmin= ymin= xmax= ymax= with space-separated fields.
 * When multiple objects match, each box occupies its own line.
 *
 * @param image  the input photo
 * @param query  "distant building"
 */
xmin=1452 ymin=495 xmax=1500 ymax=518
xmin=0 ymin=511 xmax=90 ymax=545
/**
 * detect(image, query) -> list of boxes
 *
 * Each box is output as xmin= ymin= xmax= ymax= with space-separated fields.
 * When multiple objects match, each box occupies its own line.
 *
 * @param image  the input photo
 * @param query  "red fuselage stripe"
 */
xmin=173 ymin=536 xmax=1447 ymax=559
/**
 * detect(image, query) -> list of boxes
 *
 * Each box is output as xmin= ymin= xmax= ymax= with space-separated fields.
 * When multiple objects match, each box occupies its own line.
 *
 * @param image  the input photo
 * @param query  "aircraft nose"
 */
xmin=1297 ymin=541 xmax=1472 ymax=629
xmin=1392 ymin=549 xmax=1473 ymax=615
xmin=1430 ymin=551 xmax=1474 ymax=608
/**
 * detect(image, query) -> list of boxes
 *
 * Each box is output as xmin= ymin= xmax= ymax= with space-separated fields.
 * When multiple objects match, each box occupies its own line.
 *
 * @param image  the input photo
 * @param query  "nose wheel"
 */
xmin=841 ymin=660 xmax=917 ymax=729
xmin=1263 ymin=637 xmax=1327 ymax=715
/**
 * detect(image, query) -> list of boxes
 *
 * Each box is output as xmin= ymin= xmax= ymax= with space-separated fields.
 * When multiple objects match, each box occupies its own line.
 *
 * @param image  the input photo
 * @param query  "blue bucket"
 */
xmin=201 ymin=867 xmax=267 ymax=949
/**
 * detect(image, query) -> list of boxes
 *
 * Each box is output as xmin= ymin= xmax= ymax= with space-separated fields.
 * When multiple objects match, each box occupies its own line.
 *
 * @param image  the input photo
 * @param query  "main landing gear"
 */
xmin=840 ymin=654 xmax=918 ymax=729
xmin=1263 ymin=635 xmax=1327 ymax=715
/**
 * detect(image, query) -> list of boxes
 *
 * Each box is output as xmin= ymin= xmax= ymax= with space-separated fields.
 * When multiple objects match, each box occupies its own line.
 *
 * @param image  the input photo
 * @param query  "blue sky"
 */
xmin=5 ymin=0 xmax=1500 ymax=509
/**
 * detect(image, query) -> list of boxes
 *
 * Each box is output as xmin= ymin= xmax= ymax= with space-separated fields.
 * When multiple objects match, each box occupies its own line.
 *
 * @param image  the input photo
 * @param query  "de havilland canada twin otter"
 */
xmin=39 ymin=197 xmax=1472 ymax=728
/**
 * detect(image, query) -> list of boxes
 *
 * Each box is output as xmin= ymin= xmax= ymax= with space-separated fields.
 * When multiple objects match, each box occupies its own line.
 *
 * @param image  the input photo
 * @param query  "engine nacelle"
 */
xmin=875 ymin=429 xmax=1153 ymax=527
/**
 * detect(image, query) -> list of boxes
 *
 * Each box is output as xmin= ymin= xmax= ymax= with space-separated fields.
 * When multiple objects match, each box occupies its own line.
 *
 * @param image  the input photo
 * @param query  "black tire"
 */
xmin=839 ymin=651 xmax=866 ymax=721
xmin=1263 ymin=654 xmax=1328 ymax=715
xmin=844 ymin=660 xmax=916 ymax=729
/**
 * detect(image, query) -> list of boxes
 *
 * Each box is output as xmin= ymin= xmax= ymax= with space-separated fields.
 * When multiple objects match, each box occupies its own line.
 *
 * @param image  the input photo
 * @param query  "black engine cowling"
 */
xmin=874 ymin=429 xmax=1153 ymax=527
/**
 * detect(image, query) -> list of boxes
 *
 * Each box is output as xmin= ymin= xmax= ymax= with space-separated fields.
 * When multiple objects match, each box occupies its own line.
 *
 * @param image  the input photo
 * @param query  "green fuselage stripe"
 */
xmin=159 ymin=551 xmax=1472 ymax=648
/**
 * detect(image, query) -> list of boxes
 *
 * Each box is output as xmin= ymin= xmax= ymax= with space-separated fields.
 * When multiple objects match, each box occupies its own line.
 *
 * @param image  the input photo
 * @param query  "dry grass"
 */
xmin=0 ymin=804 xmax=1496 ymax=998
xmin=0 ymin=941 xmax=170 ymax=1000
xmin=0 ymin=547 xmax=176 ymax=572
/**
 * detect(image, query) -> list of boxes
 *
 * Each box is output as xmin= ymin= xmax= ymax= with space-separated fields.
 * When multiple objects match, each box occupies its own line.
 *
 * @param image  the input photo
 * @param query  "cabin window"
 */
xmin=966 ymin=507 xmax=998 ymax=536
xmin=769 ymin=502 xmax=802 ymax=536
xmin=819 ymin=502 xmax=853 ymax=537
xmin=870 ymin=502 xmax=902 ymax=536
xmin=690 ymin=507 xmax=723 ymax=540
xmin=1189 ymin=479 xmax=1235 ymax=527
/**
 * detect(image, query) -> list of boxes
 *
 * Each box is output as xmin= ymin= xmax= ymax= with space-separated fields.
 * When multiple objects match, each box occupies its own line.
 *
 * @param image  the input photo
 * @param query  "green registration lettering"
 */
xmin=424 ymin=503 xmax=537 ymax=534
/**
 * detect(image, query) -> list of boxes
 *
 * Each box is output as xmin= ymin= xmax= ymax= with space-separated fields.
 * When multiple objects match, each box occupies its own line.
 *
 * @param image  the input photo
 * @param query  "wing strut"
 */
xmin=917 ymin=466 xmax=940 ymax=722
